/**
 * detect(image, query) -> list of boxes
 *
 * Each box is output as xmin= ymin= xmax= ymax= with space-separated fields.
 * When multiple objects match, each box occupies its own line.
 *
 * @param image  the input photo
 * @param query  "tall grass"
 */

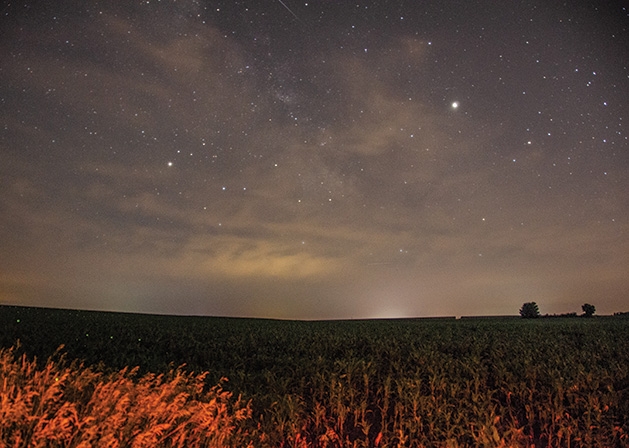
xmin=0 ymin=345 xmax=254 ymax=447
xmin=2 ymin=307 xmax=628 ymax=447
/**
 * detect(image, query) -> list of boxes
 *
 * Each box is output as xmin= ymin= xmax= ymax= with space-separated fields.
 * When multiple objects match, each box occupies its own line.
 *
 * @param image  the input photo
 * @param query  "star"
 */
xmin=0 ymin=0 xmax=626 ymax=320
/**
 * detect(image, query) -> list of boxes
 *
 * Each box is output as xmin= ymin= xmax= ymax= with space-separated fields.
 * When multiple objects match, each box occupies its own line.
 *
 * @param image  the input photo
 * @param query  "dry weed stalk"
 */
xmin=0 ymin=345 xmax=253 ymax=447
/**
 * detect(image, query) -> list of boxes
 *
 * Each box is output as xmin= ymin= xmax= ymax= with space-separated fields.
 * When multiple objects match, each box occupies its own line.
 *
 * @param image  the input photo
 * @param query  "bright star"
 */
xmin=451 ymin=101 xmax=459 ymax=109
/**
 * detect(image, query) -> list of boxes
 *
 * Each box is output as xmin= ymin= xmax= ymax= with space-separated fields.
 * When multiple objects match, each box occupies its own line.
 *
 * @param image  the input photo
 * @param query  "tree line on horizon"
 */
xmin=519 ymin=302 xmax=599 ymax=319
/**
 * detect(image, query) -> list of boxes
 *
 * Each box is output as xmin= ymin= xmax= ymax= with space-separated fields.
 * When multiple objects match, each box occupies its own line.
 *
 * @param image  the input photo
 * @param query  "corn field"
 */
xmin=1 ymin=305 xmax=628 ymax=447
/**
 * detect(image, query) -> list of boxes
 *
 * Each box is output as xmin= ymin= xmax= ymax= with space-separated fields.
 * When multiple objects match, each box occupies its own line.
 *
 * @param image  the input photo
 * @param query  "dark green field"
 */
xmin=1 ymin=305 xmax=628 ymax=446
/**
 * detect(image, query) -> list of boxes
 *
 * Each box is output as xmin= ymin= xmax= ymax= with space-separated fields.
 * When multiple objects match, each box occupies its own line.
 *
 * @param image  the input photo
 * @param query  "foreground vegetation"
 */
xmin=1 ymin=306 xmax=628 ymax=447
xmin=0 ymin=345 xmax=253 ymax=447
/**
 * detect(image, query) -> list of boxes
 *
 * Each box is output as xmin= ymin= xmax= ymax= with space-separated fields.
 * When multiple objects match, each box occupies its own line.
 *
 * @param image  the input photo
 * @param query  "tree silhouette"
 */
xmin=520 ymin=302 xmax=540 ymax=318
xmin=582 ymin=303 xmax=596 ymax=317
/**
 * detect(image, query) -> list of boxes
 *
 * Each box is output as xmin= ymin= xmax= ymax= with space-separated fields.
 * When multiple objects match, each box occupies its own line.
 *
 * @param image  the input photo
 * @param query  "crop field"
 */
xmin=1 ymin=305 xmax=628 ymax=447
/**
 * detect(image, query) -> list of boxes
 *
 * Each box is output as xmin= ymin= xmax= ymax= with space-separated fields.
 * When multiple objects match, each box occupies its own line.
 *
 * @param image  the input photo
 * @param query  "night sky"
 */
xmin=1 ymin=1 xmax=628 ymax=319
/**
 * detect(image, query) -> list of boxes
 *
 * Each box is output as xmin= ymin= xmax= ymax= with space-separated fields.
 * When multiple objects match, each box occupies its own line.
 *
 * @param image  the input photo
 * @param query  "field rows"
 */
xmin=1 ymin=306 xmax=628 ymax=447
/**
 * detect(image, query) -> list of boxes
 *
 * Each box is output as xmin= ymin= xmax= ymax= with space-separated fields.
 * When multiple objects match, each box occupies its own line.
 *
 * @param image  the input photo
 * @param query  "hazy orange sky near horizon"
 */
xmin=1 ymin=1 xmax=628 ymax=319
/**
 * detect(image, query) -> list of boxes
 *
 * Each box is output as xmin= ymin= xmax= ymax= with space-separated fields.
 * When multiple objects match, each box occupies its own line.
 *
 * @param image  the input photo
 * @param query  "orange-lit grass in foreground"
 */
xmin=2 ymin=338 xmax=628 ymax=447
xmin=0 ymin=345 xmax=253 ymax=447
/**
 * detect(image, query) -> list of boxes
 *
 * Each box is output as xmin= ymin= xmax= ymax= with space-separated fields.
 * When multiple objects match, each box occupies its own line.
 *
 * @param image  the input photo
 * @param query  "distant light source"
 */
xmin=451 ymin=101 xmax=459 ymax=109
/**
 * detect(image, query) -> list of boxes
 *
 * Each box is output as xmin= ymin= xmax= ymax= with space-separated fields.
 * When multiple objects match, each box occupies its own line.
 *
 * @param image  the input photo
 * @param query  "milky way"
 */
xmin=1 ymin=1 xmax=627 ymax=319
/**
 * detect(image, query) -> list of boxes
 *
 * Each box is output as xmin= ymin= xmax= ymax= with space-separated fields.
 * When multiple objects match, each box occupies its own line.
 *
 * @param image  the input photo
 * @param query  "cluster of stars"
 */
xmin=0 ymin=0 xmax=626 ymax=318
